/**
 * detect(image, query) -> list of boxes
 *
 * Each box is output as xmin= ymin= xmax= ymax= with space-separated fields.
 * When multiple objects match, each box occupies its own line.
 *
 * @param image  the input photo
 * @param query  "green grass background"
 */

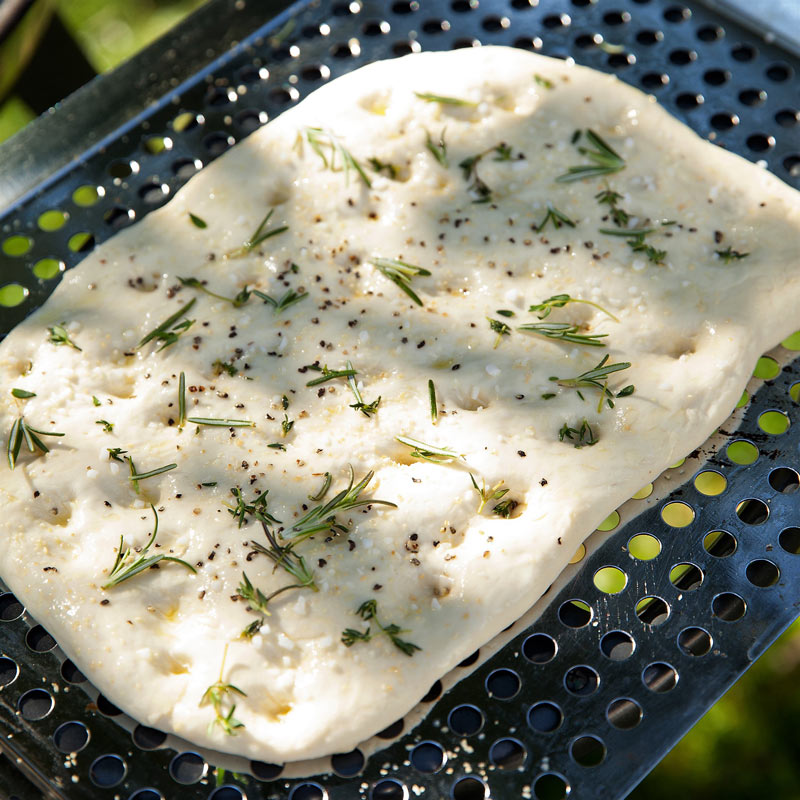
xmin=2 ymin=2 xmax=800 ymax=796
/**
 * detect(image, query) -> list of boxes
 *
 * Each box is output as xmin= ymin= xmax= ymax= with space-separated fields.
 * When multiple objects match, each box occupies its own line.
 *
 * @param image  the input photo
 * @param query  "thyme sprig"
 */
xmin=395 ymin=435 xmax=463 ymax=464
xmin=305 ymin=364 xmax=358 ymax=387
xmin=250 ymin=522 xmax=318 ymax=597
xmin=559 ymin=419 xmax=598 ymax=448
xmin=595 ymin=187 xmax=629 ymax=227
xmin=425 ymin=128 xmax=448 ymax=167
xmin=346 ymin=360 xmax=380 ymax=417
xmin=529 ymin=293 xmax=619 ymax=322
xmin=367 ymin=158 xmax=398 ymax=179
xmin=599 ymin=223 xmax=674 ymax=265
xmin=283 ymin=466 xmax=396 ymax=545
xmin=534 ymin=74 xmax=555 ymax=89
xmin=414 ymin=91 xmax=476 ymax=107
xmin=102 ymin=504 xmax=196 ymax=589
xmin=341 ymin=599 xmax=421 ymax=657
xmin=370 ymin=258 xmax=431 ymax=307
xmin=6 ymin=417 xmax=64 ymax=469
xmin=549 ymin=355 xmax=634 ymax=409
xmin=138 ymin=298 xmax=196 ymax=351
xmin=518 ymin=321 xmax=607 ymax=347
xmin=305 ymin=126 xmax=371 ymax=187
xmin=107 ymin=447 xmax=127 ymax=461
xmin=533 ymin=203 xmax=576 ymax=232
xmin=126 ymin=456 xmax=177 ymax=493
xmin=226 ymin=208 xmax=289 ymax=258
xmin=488 ymin=317 xmax=512 ymax=348
xmin=96 ymin=420 xmax=114 ymax=433
xmin=493 ymin=498 xmax=518 ymax=518
xmin=253 ymin=288 xmax=308 ymax=313
xmin=281 ymin=414 xmax=294 ymax=436
xmin=459 ymin=142 xmax=516 ymax=203
xmin=470 ymin=473 xmax=509 ymax=514
xmin=200 ymin=645 xmax=246 ymax=736
xmin=556 ymin=129 xmax=626 ymax=183
xmin=715 ymin=246 xmax=749 ymax=263
xmin=189 ymin=212 xmax=207 ymax=229
xmin=47 ymin=324 xmax=81 ymax=351
xmin=227 ymin=487 xmax=281 ymax=528
xmin=178 ymin=277 xmax=251 ymax=307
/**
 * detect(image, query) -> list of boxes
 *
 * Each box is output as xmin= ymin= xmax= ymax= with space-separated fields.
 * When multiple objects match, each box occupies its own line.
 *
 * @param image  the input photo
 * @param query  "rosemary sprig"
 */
xmin=305 ymin=364 xmax=358 ymax=387
xmin=178 ymin=371 xmax=186 ymax=428
xmin=346 ymin=360 xmax=380 ymax=417
xmin=595 ymin=187 xmax=629 ymax=228
xmin=715 ymin=246 xmax=749 ymax=263
xmin=559 ymin=419 xmax=598 ymax=448
xmin=414 ymin=91 xmax=476 ymax=107
xmin=395 ymin=435 xmax=463 ymax=464
xmin=342 ymin=599 xmax=421 ymax=657
xmin=556 ymin=129 xmax=626 ymax=183
xmin=6 ymin=417 xmax=64 ymax=470
xmin=370 ymin=258 xmax=431 ymax=307
xmin=200 ymin=645 xmax=246 ymax=736
xmin=469 ymin=473 xmax=508 ymax=514
xmin=137 ymin=298 xmax=196 ymax=351
xmin=488 ymin=317 xmax=512 ymax=348
xmin=96 ymin=419 xmax=114 ymax=433
xmin=250 ymin=522 xmax=318 ymax=596
xmin=305 ymin=126 xmax=371 ymax=187
xmin=189 ymin=212 xmax=207 ymax=229
xmin=102 ymin=504 xmax=196 ymax=588
xmin=126 ymin=456 xmax=177 ymax=493
xmin=11 ymin=388 xmax=35 ymax=399
xmin=529 ymin=293 xmax=619 ymax=322
xmin=283 ymin=466 xmax=396 ymax=545
xmin=533 ymin=203 xmax=576 ymax=232
xmin=458 ymin=143 xmax=516 ymax=204
xmin=549 ymin=355 xmax=634 ymax=409
xmin=428 ymin=379 xmax=438 ymax=423
xmin=253 ymin=288 xmax=308 ymax=313
xmin=178 ymin=277 xmax=251 ymax=308
xmin=308 ymin=472 xmax=332 ymax=502
xmin=186 ymin=417 xmax=255 ymax=427
xmin=227 ymin=487 xmax=281 ymax=528
xmin=47 ymin=324 xmax=81 ymax=351
xmin=226 ymin=208 xmax=289 ymax=258
xmin=518 ymin=321 xmax=607 ymax=347
xmin=425 ymin=128 xmax=448 ymax=167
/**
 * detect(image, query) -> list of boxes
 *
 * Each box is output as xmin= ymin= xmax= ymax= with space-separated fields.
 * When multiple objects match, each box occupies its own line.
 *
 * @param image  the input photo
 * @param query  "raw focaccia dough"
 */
xmin=1 ymin=46 xmax=799 ymax=763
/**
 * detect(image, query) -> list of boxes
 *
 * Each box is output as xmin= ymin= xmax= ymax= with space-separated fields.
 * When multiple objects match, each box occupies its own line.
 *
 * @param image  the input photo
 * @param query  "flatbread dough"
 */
xmin=1 ymin=46 xmax=799 ymax=763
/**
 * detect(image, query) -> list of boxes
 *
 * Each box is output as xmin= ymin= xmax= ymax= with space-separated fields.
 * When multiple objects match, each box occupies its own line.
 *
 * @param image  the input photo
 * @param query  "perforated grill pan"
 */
xmin=0 ymin=1 xmax=799 ymax=798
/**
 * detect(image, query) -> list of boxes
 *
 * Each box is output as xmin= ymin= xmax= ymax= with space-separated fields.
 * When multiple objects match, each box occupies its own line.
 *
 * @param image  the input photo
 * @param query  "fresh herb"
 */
xmin=102 ymin=504 xmax=196 ymax=588
xmin=178 ymin=371 xmax=187 ymax=428
xmin=308 ymin=472 xmax=332 ymax=502
xmin=250 ymin=522 xmax=318 ymax=595
xmin=238 ymin=571 xmax=275 ymax=617
xmin=47 ymin=324 xmax=81 ymax=351
xmin=529 ymin=293 xmax=619 ymax=322
xmin=470 ymin=473 xmax=508 ymax=514
xmin=253 ymin=288 xmax=308 ymax=313
xmin=226 ymin=208 xmax=289 ymax=258
xmin=305 ymin=364 xmax=358 ymax=387
xmin=127 ymin=456 xmax=177 ymax=493
xmin=200 ymin=645 xmax=246 ymax=736
xmin=6 ymin=417 xmax=64 ymax=469
xmin=534 ymin=74 xmax=555 ymax=89
xmin=227 ymin=487 xmax=281 ymax=528
xmin=281 ymin=414 xmax=294 ymax=436
xmin=556 ymin=129 xmax=626 ymax=183
xmin=370 ymin=258 xmax=431 ymax=307
xmin=395 ymin=435 xmax=462 ymax=464
xmin=599 ymin=226 xmax=668 ymax=265
xmin=549 ymin=354 xmax=634 ymax=409
xmin=428 ymin=379 xmax=438 ymax=423
xmin=201 ymin=481 xmax=217 ymax=487
xmin=533 ymin=202 xmax=576 ymax=232
xmin=487 ymin=317 xmax=512 ymax=348
xmin=186 ymin=417 xmax=255 ymax=428
xmin=240 ymin=619 xmax=262 ymax=640
xmin=492 ymin=498 xmax=518 ymax=518
xmin=138 ymin=298 xmax=196 ymax=352
xmin=346 ymin=360 xmax=380 ymax=417
xmin=268 ymin=443 xmax=286 ymax=451
xmin=342 ymin=599 xmax=421 ymax=657
xmin=459 ymin=143 xmax=517 ymax=203
xmin=715 ymin=246 xmax=749 ymax=263
xmin=96 ymin=419 xmax=114 ymax=433
xmin=518 ymin=321 xmax=607 ymax=347
xmin=11 ymin=388 xmax=35 ymax=399
xmin=425 ymin=128 xmax=448 ymax=167
xmin=496 ymin=309 xmax=515 ymax=318
xmin=178 ymin=277 xmax=251 ymax=308
xmin=367 ymin=157 xmax=398 ymax=179
xmin=559 ymin=419 xmax=598 ymax=448
xmin=595 ymin=187 xmax=629 ymax=228
xmin=92 ymin=395 xmax=101 ymax=406
xmin=107 ymin=447 xmax=127 ymax=461
xmin=282 ymin=466 xmax=396 ymax=545
xmin=305 ymin=127 xmax=371 ymax=188
xmin=414 ymin=91 xmax=476 ymax=107
xmin=189 ymin=212 xmax=208 ymax=229
xmin=281 ymin=395 xmax=290 ymax=410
